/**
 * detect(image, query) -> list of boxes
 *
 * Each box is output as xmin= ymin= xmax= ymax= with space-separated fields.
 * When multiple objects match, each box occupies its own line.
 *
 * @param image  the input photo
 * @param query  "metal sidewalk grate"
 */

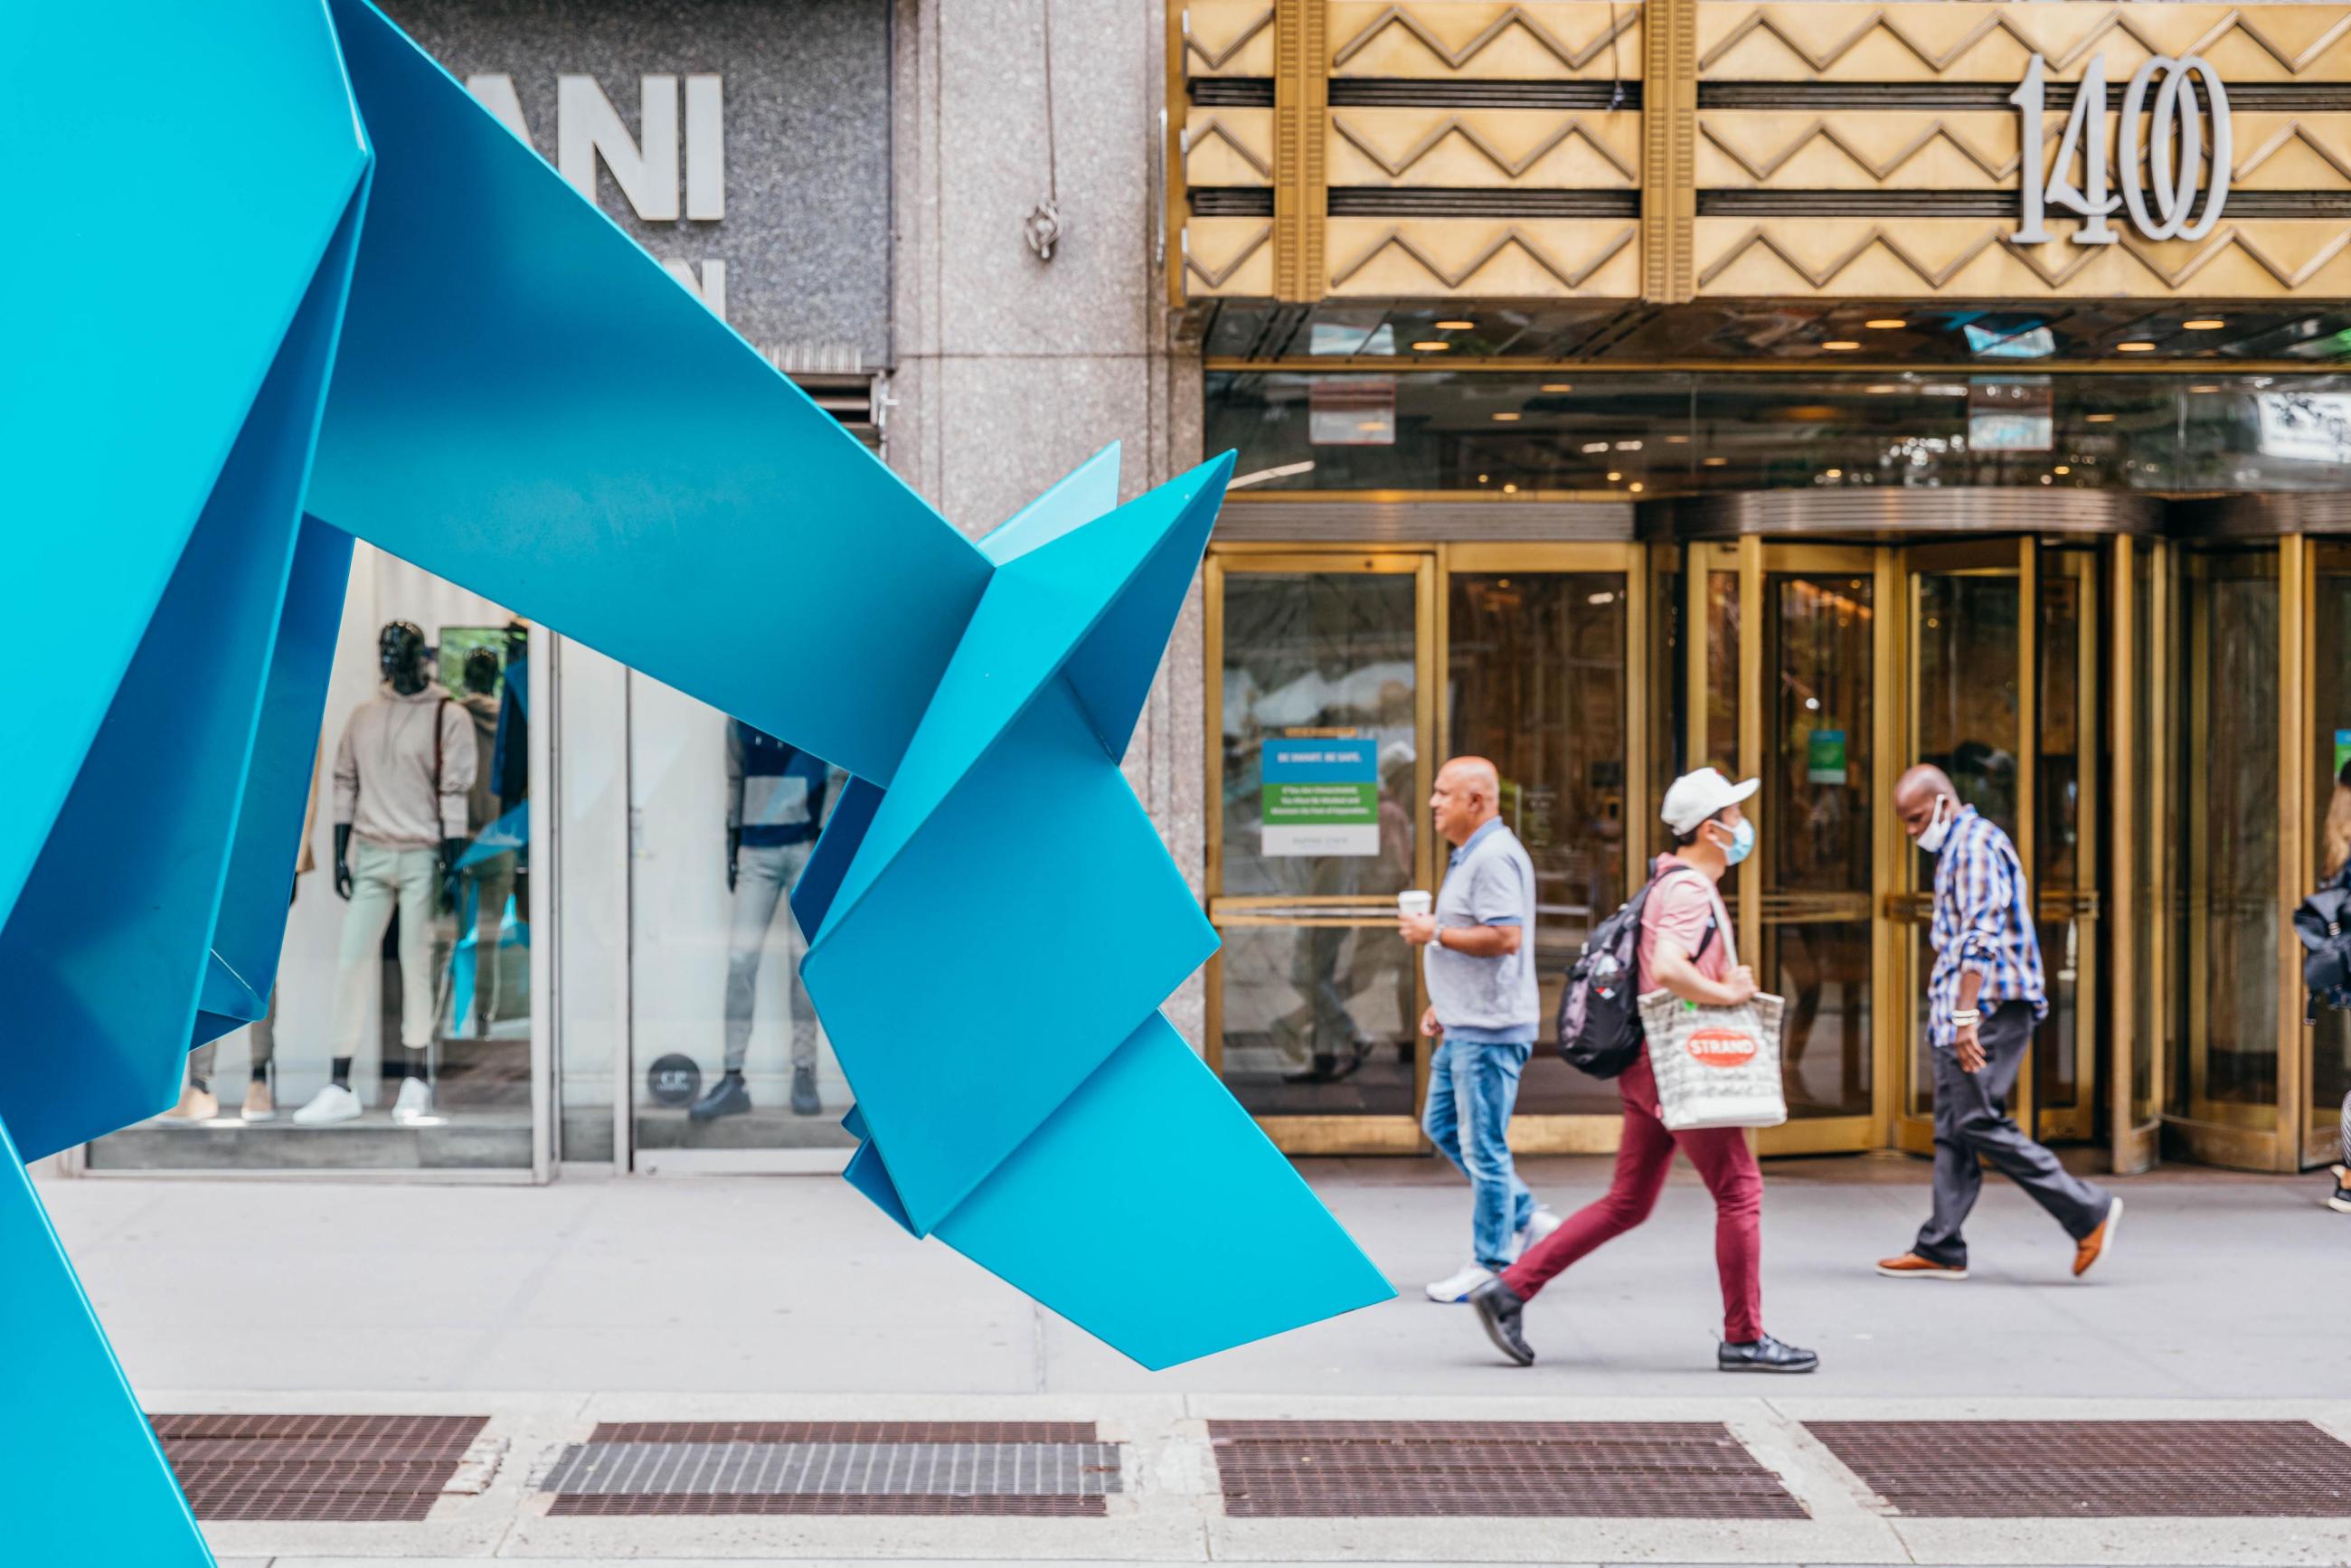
xmin=150 ymin=1412 xmax=488 ymax=1523
xmin=1806 ymin=1420 xmax=2351 ymax=1516
xmin=1206 ymin=1419 xmax=1807 ymax=1519
xmin=541 ymin=1422 xmax=1119 ymax=1517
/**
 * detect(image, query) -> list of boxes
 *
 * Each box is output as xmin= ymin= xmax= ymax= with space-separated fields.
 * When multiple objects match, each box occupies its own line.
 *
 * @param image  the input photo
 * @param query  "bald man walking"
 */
xmin=1402 ymin=757 xmax=1555 ymax=1303
xmin=1878 ymin=763 xmax=2120 ymax=1282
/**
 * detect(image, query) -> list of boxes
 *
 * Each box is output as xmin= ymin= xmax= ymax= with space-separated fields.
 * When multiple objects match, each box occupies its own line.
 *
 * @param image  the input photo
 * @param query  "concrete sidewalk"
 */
xmin=42 ymin=1155 xmax=2346 ymax=1397
xmin=37 ymin=1156 xmax=2351 ymax=1565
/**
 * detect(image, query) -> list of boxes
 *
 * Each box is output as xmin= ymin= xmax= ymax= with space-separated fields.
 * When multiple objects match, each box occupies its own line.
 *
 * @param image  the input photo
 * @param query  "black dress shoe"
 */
xmin=688 ymin=1072 xmax=752 ymax=1122
xmin=1718 ymin=1333 xmax=1818 ymax=1374
xmin=1470 ymin=1279 xmax=1534 ymax=1366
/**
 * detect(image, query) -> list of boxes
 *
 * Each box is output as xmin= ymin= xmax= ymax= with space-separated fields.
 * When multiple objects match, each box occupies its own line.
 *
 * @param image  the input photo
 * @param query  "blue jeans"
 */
xmin=1423 ymin=1037 xmax=1535 ymax=1270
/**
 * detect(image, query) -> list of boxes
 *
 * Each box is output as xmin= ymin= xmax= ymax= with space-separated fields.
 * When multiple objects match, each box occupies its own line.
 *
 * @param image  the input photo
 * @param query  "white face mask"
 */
xmin=1917 ymin=794 xmax=1955 ymax=855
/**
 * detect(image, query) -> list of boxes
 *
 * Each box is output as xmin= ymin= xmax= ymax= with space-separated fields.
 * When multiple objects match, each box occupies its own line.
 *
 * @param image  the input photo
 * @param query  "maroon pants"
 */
xmin=1500 ymin=1057 xmax=1765 ymax=1343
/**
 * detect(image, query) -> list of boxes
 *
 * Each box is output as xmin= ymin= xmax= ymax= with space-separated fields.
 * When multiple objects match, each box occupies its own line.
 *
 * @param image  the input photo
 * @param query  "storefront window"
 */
xmin=90 ymin=545 xmax=541 ymax=1172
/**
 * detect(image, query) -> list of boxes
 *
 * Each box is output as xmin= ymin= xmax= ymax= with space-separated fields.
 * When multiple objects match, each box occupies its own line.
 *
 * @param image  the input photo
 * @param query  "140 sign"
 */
xmin=2010 ymin=52 xmax=2232 ymax=244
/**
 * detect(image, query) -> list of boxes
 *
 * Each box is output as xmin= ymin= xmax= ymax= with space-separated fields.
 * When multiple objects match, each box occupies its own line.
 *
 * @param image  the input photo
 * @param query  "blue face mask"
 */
xmin=1715 ymin=817 xmax=1755 ymax=866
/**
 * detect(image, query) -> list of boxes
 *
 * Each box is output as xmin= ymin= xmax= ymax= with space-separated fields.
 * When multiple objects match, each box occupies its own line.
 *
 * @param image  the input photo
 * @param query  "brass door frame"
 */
xmin=1440 ymin=541 xmax=1651 ymax=1154
xmin=2110 ymin=536 xmax=2169 ymax=1175
xmin=2165 ymin=541 xmax=2306 ymax=1171
xmin=2039 ymin=545 xmax=2101 ymax=1145
xmin=1892 ymin=538 xmax=2040 ymax=1156
xmin=1688 ymin=540 xmax=1890 ymax=1157
xmin=1204 ymin=548 xmax=1439 ymax=1156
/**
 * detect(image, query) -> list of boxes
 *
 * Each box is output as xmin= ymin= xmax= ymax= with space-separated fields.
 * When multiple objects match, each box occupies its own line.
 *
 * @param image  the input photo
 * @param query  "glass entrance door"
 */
xmin=2110 ymin=537 xmax=2169 ymax=1174
xmin=2305 ymin=543 xmax=2351 ymax=1167
xmin=1897 ymin=540 xmax=2036 ymax=1153
xmin=1207 ymin=553 xmax=1434 ymax=1150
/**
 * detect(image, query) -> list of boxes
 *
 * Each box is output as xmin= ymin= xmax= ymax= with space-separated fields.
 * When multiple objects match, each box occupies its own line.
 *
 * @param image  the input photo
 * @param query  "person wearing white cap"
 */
xmin=1469 ymin=767 xmax=1818 ymax=1374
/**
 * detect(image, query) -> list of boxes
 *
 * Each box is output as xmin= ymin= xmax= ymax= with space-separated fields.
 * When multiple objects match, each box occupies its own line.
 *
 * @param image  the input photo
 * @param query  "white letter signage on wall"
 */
xmin=2010 ymin=52 xmax=2231 ymax=246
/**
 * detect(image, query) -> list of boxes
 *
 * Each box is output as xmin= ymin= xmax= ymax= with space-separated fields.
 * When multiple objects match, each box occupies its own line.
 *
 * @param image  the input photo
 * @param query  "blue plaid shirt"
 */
xmin=1928 ymin=806 xmax=2047 ymax=1047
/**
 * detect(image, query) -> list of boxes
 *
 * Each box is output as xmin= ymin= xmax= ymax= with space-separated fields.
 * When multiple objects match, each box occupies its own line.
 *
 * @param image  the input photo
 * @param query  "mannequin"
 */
xmin=689 ymin=720 xmax=830 ymax=1121
xmin=294 ymin=621 xmax=474 ymax=1126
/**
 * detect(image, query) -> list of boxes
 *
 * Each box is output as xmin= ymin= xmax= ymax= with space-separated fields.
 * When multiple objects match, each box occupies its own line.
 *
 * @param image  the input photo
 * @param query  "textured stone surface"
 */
xmin=387 ymin=0 xmax=892 ymax=364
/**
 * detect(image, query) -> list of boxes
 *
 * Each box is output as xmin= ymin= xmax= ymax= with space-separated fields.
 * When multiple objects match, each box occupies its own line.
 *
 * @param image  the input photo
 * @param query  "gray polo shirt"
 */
xmin=1424 ymin=818 xmax=1539 ymax=1044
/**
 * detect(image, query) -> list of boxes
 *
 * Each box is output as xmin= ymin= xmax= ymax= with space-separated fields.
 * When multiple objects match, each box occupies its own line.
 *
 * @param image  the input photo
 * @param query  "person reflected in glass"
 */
xmin=2314 ymin=760 xmax=2351 ymax=1214
xmin=453 ymin=647 xmax=511 ymax=1040
xmin=1404 ymin=757 xmax=1555 ymax=1305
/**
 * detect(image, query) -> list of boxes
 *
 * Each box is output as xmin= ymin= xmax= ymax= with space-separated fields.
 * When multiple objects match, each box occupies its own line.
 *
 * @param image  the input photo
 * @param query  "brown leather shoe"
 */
xmin=1875 ymin=1252 xmax=1967 ymax=1280
xmin=2072 ymin=1196 xmax=2122 ymax=1278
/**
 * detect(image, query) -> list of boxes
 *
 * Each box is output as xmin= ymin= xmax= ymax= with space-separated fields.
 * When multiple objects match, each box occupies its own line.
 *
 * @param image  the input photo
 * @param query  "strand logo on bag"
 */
xmin=1686 ymin=1025 xmax=1758 ymax=1069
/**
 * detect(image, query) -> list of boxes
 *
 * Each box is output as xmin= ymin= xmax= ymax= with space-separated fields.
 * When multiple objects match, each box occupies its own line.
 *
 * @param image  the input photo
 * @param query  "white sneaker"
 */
xmin=1515 ymin=1207 xmax=1563 ymax=1258
xmin=392 ymin=1077 xmax=433 ymax=1123
xmin=291 ymin=1083 xmax=362 ymax=1126
xmin=1424 ymin=1263 xmax=1496 ymax=1304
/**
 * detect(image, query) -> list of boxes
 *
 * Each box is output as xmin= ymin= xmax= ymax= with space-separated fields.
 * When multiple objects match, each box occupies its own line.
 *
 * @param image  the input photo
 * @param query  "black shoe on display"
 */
xmin=688 ymin=1072 xmax=752 ymax=1122
xmin=1718 ymin=1334 xmax=1818 ymax=1374
xmin=790 ymin=1065 xmax=821 ymax=1117
xmin=1469 ymin=1278 xmax=1534 ymax=1366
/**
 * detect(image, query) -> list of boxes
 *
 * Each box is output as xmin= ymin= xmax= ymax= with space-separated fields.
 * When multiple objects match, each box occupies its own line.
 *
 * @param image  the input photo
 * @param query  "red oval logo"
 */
xmin=1686 ymin=1026 xmax=1757 ymax=1068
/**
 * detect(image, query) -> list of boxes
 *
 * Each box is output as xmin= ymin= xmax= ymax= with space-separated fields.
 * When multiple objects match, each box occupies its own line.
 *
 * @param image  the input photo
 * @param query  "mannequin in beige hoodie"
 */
xmin=293 ymin=621 xmax=475 ymax=1127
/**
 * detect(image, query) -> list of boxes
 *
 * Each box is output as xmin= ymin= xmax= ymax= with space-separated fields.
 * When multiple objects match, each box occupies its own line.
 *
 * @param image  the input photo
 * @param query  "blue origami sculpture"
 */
xmin=1 ymin=2 xmax=1392 ymax=1559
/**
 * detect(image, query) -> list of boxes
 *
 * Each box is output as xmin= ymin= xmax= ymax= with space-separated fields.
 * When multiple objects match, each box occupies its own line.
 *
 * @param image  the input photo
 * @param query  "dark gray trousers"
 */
xmin=1914 ymin=1000 xmax=2112 ymax=1267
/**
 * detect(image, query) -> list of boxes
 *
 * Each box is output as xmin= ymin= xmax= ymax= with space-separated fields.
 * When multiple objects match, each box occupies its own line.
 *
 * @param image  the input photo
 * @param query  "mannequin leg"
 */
xmin=392 ymin=847 xmax=439 ymax=1053
xmin=329 ymin=842 xmax=401 ymax=1057
xmin=695 ymin=844 xmax=786 ymax=1121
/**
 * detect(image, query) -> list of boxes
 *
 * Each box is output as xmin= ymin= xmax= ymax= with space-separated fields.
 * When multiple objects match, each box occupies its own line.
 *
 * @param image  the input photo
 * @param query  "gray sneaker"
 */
xmin=790 ymin=1065 xmax=821 ymax=1117
xmin=1469 ymin=1278 xmax=1534 ymax=1366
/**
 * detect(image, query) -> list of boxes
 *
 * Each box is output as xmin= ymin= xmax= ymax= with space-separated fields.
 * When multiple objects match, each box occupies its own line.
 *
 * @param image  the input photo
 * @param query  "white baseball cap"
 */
xmin=1661 ymin=766 xmax=1760 ymax=836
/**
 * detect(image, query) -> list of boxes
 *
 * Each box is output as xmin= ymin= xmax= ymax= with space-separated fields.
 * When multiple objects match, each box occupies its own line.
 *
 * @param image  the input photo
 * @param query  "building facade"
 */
xmin=72 ymin=0 xmax=2351 ymax=1183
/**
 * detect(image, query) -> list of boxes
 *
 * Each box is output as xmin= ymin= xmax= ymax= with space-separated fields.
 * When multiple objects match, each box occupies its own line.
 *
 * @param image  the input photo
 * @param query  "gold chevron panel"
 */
xmin=1328 ymin=2 xmax=1645 ymax=80
xmin=1326 ymin=219 xmax=1643 ymax=295
xmin=1329 ymin=109 xmax=1642 ymax=186
xmin=1186 ymin=111 xmax=1276 ymax=186
xmin=1185 ymin=220 xmax=1279 ymax=296
xmin=1699 ymin=4 xmax=2351 ymax=83
xmin=1185 ymin=2 xmax=1277 ymax=76
xmin=1695 ymin=216 xmax=2351 ymax=297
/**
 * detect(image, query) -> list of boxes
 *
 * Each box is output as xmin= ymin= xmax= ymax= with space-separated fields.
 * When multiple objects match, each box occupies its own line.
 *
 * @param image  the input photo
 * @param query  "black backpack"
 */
xmin=2294 ymin=865 xmax=2351 ymax=1024
xmin=1555 ymin=865 xmax=1714 ymax=1079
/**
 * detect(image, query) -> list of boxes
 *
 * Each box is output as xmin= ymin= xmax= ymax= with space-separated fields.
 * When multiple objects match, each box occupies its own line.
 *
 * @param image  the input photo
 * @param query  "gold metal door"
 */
xmin=1688 ymin=540 xmax=1891 ymax=1157
xmin=1442 ymin=543 xmax=1650 ymax=1151
xmin=1205 ymin=550 xmax=1437 ymax=1154
xmin=1895 ymin=539 xmax=2039 ymax=1156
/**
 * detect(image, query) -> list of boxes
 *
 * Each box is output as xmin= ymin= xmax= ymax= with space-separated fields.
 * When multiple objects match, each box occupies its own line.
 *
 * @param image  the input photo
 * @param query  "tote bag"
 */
xmin=1637 ymin=878 xmax=1788 ymax=1131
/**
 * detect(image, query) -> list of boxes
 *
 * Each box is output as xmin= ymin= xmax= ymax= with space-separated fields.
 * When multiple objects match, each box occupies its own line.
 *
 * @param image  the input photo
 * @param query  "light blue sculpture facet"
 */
xmin=3 ymin=1 xmax=1394 ymax=1558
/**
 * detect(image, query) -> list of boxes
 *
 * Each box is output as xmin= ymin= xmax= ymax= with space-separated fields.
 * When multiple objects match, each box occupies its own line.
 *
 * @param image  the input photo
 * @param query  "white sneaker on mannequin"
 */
xmin=392 ymin=1077 xmax=432 ymax=1123
xmin=292 ymin=1084 xmax=362 ymax=1126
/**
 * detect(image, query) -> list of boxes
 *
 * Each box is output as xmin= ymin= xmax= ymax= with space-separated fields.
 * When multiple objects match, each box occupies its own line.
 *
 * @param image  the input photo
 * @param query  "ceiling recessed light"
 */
xmin=1434 ymin=319 xmax=1476 ymax=331
xmin=2183 ymin=318 xmax=2226 ymax=330
xmin=1478 ymin=473 xmax=1490 ymax=483
xmin=1865 ymin=384 xmax=1898 ymax=394
xmin=1491 ymin=411 xmax=1522 ymax=421
xmin=1540 ymin=383 xmax=1574 ymax=392
xmin=1411 ymin=340 xmax=1451 ymax=352
xmin=1703 ymin=456 xmax=1728 ymax=467
xmin=2054 ymin=465 xmax=2070 ymax=475
xmin=1581 ymin=440 xmax=1610 ymax=454
xmin=1825 ymin=468 xmax=1844 ymax=478
xmin=1502 ymin=483 xmax=1518 ymax=494
xmin=1865 ymin=318 xmax=1907 ymax=330
xmin=1616 ymin=439 xmax=1643 ymax=450
xmin=1823 ymin=340 xmax=1862 ymax=351
xmin=2191 ymin=383 xmax=2221 ymax=393
xmin=2086 ymin=412 xmax=2118 ymax=422
xmin=1607 ymin=471 xmax=1623 ymax=482
xmin=1629 ymin=482 xmax=1645 ymax=493
xmin=2117 ymin=341 xmax=2156 ymax=353
xmin=1664 ymin=434 xmax=1690 ymax=444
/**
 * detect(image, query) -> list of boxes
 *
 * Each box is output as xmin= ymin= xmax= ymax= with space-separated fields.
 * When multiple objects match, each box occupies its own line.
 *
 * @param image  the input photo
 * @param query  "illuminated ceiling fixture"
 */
xmin=1607 ymin=471 xmax=1622 ymax=482
xmin=2117 ymin=341 xmax=2156 ymax=352
xmin=2183 ymin=318 xmax=2225 ymax=330
xmin=1865 ymin=319 xmax=1906 ymax=330
xmin=2086 ymin=412 xmax=2118 ymax=422
xmin=1629 ymin=482 xmax=1645 ymax=494
xmin=1703 ymin=456 xmax=1728 ymax=467
xmin=2190 ymin=384 xmax=2220 ymax=393
xmin=1823 ymin=340 xmax=1861 ymax=351
xmin=1540 ymin=383 xmax=1574 ymax=392
xmin=2054 ymin=465 xmax=2071 ymax=475
xmin=1865 ymin=384 xmax=1897 ymax=394
xmin=1616 ymin=439 xmax=1642 ymax=450
xmin=1502 ymin=483 xmax=1518 ymax=494
xmin=1664 ymin=434 xmax=1689 ymax=443
xmin=1491 ymin=411 xmax=1522 ymax=421
xmin=1434 ymin=319 xmax=1476 ymax=331
xmin=1581 ymin=440 xmax=1610 ymax=454
xmin=1411 ymin=340 xmax=1451 ymax=352
xmin=1825 ymin=468 xmax=1844 ymax=478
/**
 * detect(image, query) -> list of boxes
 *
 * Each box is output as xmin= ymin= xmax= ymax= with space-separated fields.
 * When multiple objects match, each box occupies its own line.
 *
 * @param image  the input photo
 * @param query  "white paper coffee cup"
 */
xmin=1396 ymin=891 xmax=1432 ymax=918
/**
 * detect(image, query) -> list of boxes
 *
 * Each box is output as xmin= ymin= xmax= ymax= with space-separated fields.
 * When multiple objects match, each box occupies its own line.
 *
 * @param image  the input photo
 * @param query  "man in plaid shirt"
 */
xmin=1877 ymin=763 xmax=2121 ymax=1282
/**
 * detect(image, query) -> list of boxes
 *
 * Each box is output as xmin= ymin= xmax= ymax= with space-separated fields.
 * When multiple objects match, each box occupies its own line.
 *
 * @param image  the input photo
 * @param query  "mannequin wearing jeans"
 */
xmin=690 ymin=721 xmax=831 ymax=1121
xmin=295 ymin=622 xmax=474 ymax=1126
